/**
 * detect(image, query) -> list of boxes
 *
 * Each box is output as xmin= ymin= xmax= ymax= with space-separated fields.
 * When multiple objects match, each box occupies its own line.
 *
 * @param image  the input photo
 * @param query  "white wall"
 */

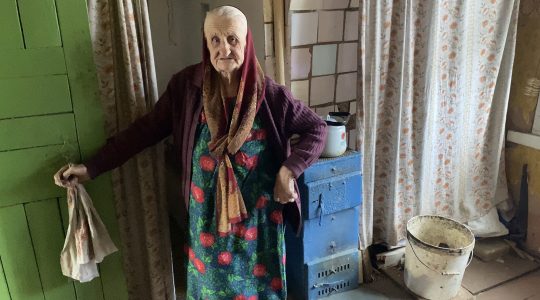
xmin=148 ymin=0 xmax=204 ymax=94
xmin=148 ymin=0 xmax=266 ymax=95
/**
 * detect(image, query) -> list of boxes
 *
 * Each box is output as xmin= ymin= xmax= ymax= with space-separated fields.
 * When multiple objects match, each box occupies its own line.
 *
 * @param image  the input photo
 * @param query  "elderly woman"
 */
xmin=55 ymin=6 xmax=326 ymax=299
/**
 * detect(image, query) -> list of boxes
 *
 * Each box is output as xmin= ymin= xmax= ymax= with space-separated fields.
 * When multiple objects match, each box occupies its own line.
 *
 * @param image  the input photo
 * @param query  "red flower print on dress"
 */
xmin=193 ymin=258 xmax=206 ymax=274
xmin=253 ymin=264 xmax=267 ymax=277
xmin=218 ymin=251 xmax=232 ymax=266
xmin=200 ymin=111 xmax=207 ymax=123
xmin=232 ymin=223 xmax=246 ymax=237
xmin=247 ymin=129 xmax=267 ymax=141
xmin=235 ymin=152 xmax=258 ymax=170
xmin=234 ymin=295 xmax=246 ymax=300
xmin=244 ymin=227 xmax=258 ymax=241
xmin=256 ymin=195 xmax=268 ymax=209
xmin=184 ymin=246 xmax=195 ymax=261
xmin=247 ymin=296 xmax=258 ymax=300
xmin=270 ymin=210 xmax=283 ymax=224
xmin=184 ymin=245 xmax=195 ymax=260
xmin=199 ymin=155 xmax=216 ymax=172
xmin=270 ymin=277 xmax=283 ymax=291
xmin=199 ymin=232 xmax=215 ymax=247
xmin=248 ymin=156 xmax=259 ymax=169
xmin=255 ymin=129 xmax=266 ymax=140
xmin=191 ymin=182 xmax=204 ymax=203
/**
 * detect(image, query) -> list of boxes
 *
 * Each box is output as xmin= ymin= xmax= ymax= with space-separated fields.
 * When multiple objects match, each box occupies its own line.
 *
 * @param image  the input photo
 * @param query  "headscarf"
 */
xmin=202 ymin=29 xmax=266 ymax=236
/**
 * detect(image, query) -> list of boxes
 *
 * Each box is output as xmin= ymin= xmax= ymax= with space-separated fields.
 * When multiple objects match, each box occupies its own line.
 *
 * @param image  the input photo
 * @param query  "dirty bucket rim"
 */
xmin=406 ymin=215 xmax=475 ymax=255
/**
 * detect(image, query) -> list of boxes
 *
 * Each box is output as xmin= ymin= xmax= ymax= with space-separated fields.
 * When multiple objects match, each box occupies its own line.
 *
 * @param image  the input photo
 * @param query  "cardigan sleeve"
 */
xmin=279 ymin=87 xmax=327 ymax=178
xmin=83 ymin=77 xmax=176 ymax=179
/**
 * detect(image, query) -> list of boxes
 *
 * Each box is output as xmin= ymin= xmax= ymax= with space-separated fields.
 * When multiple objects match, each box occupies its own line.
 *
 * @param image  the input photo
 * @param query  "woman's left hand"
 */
xmin=274 ymin=166 xmax=298 ymax=204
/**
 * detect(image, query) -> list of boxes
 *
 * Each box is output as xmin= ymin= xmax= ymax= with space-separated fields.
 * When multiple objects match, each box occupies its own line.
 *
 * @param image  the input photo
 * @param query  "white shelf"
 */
xmin=507 ymin=130 xmax=540 ymax=150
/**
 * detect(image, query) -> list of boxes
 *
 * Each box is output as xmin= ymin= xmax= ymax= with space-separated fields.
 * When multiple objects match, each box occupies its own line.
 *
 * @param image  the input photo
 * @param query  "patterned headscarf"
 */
xmin=202 ymin=29 xmax=266 ymax=236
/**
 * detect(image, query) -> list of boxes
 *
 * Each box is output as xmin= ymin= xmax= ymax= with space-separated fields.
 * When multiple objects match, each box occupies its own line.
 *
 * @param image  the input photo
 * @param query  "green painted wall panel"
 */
xmin=55 ymin=0 xmax=103 ymax=161
xmin=0 ymin=114 xmax=77 ymax=152
xmin=26 ymin=199 xmax=76 ymax=300
xmin=0 ymin=0 xmax=23 ymax=49
xmin=0 ymin=48 xmax=66 ymax=78
xmin=56 ymin=0 xmax=128 ymax=298
xmin=59 ymin=198 xmax=105 ymax=300
xmin=18 ymin=0 xmax=61 ymax=48
xmin=0 ymin=256 xmax=11 ymax=300
xmin=0 ymin=205 xmax=44 ymax=300
xmin=0 ymin=0 xmax=128 ymax=298
xmin=85 ymin=176 xmax=126 ymax=300
xmin=0 ymin=145 xmax=78 ymax=208
xmin=62 ymin=72 xmax=105 ymax=160
xmin=54 ymin=0 xmax=96 ymax=75
xmin=0 ymin=75 xmax=72 ymax=119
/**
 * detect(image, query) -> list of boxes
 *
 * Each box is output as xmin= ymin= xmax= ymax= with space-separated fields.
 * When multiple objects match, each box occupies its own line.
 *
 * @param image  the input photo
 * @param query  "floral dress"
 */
xmin=185 ymin=110 xmax=287 ymax=300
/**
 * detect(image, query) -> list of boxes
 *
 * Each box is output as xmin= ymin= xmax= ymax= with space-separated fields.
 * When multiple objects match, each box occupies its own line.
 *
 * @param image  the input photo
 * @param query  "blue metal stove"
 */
xmin=286 ymin=151 xmax=362 ymax=299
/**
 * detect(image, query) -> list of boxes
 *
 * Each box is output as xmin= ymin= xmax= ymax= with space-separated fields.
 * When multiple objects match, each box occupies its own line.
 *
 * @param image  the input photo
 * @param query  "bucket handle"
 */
xmin=409 ymin=238 xmax=474 ymax=276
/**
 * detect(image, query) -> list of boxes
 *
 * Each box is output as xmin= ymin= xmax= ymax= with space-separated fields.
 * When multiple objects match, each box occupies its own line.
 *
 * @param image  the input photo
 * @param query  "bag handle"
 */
xmin=408 ymin=235 xmax=473 ymax=276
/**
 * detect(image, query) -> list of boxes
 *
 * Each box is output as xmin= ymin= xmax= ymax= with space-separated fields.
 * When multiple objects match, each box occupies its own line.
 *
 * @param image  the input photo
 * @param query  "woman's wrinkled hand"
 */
xmin=273 ymin=166 xmax=298 ymax=204
xmin=53 ymin=164 xmax=90 ymax=188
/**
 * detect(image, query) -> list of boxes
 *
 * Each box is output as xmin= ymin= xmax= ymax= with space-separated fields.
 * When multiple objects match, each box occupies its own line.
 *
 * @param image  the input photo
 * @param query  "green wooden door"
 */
xmin=0 ymin=0 xmax=127 ymax=299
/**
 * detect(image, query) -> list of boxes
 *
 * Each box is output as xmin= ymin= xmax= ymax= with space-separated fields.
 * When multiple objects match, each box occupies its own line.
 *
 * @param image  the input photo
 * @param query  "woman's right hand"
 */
xmin=53 ymin=164 xmax=90 ymax=188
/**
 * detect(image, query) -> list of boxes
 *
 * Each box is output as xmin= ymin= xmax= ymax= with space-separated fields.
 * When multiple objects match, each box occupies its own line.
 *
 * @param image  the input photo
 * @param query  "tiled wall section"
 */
xmin=288 ymin=0 xmax=359 ymax=149
xmin=263 ymin=0 xmax=276 ymax=79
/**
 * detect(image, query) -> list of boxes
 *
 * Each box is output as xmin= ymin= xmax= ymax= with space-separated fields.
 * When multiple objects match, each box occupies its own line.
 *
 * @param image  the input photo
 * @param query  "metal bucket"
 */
xmin=404 ymin=215 xmax=475 ymax=299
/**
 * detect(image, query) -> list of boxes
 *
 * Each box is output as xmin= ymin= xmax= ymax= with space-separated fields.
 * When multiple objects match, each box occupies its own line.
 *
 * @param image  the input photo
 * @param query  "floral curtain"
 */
xmin=358 ymin=0 xmax=519 ymax=248
xmin=88 ymin=0 xmax=174 ymax=299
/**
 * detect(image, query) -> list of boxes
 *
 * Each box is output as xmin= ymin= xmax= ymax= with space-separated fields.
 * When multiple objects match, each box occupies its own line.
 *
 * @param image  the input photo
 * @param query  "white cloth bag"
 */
xmin=60 ymin=184 xmax=118 ymax=282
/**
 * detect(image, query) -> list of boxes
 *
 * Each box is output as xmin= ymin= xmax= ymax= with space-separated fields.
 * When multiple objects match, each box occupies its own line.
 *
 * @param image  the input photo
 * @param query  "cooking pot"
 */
xmin=321 ymin=112 xmax=350 ymax=158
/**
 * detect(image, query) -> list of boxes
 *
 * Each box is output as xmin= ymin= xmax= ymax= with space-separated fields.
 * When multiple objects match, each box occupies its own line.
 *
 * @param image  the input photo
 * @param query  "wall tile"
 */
xmin=344 ymin=11 xmax=359 ymax=41
xmin=310 ymin=75 xmax=335 ymax=106
xmin=312 ymin=44 xmax=337 ymax=76
xmin=350 ymin=0 xmax=360 ymax=8
xmin=348 ymin=129 xmax=357 ymax=150
xmin=291 ymin=80 xmax=310 ymax=105
xmin=264 ymin=24 xmax=274 ymax=57
xmin=318 ymin=10 xmax=344 ymax=42
xmin=336 ymin=72 xmax=357 ymax=102
xmin=350 ymin=100 xmax=357 ymax=114
xmin=291 ymin=48 xmax=312 ymax=80
xmin=322 ymin=0 xmax=350 ymax=9
xmin=290 ymin=0 xmax=322 ymax=11
xmin=265 ymin=57 xmax=276 ymax=80
xmin=291 ymin=12 xmax=318 ymax=46
xmin=264 ymin=0 xmax=273 ymax=22
xmin=315 ymin=104 xmax=336 ymax=118
xmin=337 ymin=42 xmax=358 ymax=73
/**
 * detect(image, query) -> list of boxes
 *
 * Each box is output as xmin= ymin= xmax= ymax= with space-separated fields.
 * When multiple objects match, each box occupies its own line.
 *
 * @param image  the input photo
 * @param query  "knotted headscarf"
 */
xmin=202 ymin=29 xmax=266 ymax=236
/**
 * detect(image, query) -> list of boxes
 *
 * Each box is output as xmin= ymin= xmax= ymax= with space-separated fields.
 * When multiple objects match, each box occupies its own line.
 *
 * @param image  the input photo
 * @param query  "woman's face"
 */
xmin=204 ymin=15 xmax=247 ymax=78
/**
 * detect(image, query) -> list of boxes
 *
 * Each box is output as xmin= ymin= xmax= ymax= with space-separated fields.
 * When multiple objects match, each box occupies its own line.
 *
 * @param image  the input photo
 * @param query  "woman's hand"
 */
xmin=273 ymin=166 xmax=298 ymax=204
xmin=53 ymin=164 xmax=90 ymax=188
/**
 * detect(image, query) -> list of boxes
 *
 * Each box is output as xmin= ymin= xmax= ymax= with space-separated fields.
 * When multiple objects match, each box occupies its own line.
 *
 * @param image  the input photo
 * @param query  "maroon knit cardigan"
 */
xmin=84 ymin=63 xmax=327 ymax=232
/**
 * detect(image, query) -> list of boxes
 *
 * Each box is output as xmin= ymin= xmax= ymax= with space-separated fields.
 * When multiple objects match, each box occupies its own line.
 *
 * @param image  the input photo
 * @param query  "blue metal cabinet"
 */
xmin=286 ymin=151 xmax=362 ymax=299
xmin=300 ymin=174 xmax=362 ymax=220
xmin=306 ymin=249 xmax=359 ymax=299
xmin=301 ymin=152 xmax=362 ymax=183
xmin=292 ymin=207 xmax=359 ymax=261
